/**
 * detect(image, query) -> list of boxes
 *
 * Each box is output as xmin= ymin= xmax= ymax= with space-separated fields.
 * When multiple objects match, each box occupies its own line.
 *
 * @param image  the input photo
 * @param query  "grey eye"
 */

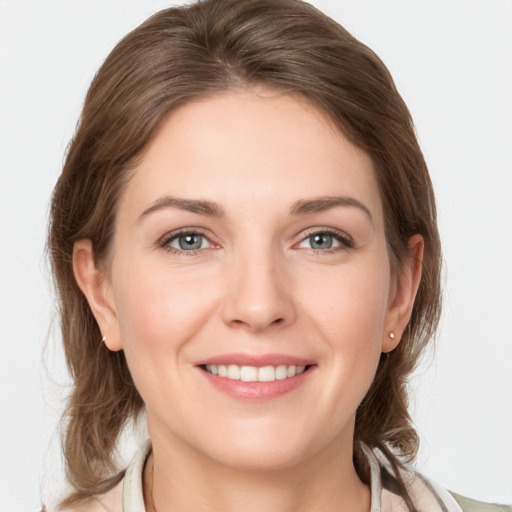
xmin=169 ymin=234 xmax=208 ymax=250
xmin=179 ymin=234 xmax=202 ymax=250
xmin=309 ymin=233 xmax=333 ymax=249
xmin=298 ymin=231 xmax=349 ymax=251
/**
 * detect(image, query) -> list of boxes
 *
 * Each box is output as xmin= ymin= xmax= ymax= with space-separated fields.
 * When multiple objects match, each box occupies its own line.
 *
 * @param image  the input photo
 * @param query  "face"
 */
xmin=83 ymin=89 xmax=410 ymax=472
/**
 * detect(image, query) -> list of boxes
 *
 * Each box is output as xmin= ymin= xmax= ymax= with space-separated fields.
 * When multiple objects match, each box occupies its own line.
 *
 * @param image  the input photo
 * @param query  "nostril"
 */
xmin=228 ymin=316 xmax=286 ymax=331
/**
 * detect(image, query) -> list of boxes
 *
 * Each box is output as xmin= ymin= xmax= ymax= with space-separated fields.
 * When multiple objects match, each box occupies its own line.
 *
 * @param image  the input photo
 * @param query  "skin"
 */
xmin=74 ymin=88 xmax=423 ymax=512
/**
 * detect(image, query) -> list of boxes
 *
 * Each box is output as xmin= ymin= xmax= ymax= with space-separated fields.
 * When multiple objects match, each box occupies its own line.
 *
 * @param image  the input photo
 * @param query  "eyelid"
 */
xmin=294 ymin=227 xmax=354 ymax=250
xmin=158 ymin=227 xmax=218 ymax=251
xmin=157 ymin=226 xmax=354 ymax=253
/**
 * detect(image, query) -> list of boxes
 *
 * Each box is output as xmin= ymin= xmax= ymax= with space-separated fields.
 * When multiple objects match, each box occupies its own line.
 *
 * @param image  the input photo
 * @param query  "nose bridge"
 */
xmin=222 ymin=238 xmax=295 ymax=332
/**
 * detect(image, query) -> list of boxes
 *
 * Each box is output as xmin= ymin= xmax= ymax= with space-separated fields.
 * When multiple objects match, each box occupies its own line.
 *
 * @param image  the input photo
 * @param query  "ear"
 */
xmin=73 ymin=239 xmax=123 ymax=351
xmin=382 ymin=234 xmax=424 ymax=353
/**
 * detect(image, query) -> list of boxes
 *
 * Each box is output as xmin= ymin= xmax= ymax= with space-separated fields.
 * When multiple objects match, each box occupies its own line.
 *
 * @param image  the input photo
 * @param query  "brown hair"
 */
xmin=48 ymin=0 xmax=441 ymax=509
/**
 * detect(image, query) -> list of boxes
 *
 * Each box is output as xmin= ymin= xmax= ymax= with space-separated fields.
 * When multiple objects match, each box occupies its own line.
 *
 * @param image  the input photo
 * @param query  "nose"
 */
xmin=221 ymin=248 xmax=296 ymax=333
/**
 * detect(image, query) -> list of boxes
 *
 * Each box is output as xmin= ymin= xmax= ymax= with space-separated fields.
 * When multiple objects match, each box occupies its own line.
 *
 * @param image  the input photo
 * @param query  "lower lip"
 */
xmin=199 ymin=367 xmax=314 ymax=401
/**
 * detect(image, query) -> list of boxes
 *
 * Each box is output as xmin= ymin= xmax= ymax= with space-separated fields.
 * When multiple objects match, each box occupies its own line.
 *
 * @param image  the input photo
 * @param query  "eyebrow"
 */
xmin=290 ymin=196 xmax=373 ymax=224
xmin=138 ymin=194 xmax=373 ymax=223
xmin=138 ymin=196 xmax=225 ymax=221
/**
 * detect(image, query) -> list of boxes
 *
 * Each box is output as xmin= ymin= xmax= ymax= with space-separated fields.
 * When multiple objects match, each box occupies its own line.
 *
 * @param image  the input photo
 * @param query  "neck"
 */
xmin=144 ymin=431 xmax=370 ymax=512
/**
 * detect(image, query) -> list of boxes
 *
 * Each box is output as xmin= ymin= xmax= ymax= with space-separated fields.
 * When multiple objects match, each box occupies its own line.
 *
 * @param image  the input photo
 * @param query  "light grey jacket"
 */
xmin=50 ymin=440 xmax=512 ymax=512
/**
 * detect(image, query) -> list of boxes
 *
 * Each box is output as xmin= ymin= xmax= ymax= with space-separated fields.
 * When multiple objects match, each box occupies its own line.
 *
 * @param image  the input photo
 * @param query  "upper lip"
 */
xmin=195 ymin=353 xmax=315 ymax=367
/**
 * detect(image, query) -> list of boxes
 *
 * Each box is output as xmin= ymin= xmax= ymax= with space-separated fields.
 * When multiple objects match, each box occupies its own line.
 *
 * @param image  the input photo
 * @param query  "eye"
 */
xmin=298 ymin=230 xmax=353 ymax=251
xmin=164 ymin=232 xmax=213 ymax=252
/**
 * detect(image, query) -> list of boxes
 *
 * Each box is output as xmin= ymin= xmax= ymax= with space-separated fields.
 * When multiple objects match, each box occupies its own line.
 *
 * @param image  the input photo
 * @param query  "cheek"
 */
xmin=301 ymin=261 xmax=390 ymax=396
xmin=112 ymin=261 xmax=222 ymax=357
xmin=110 ymin=263 xmax=224 ymax=419
xmin=303 ymin=262 xmax=390 ymax=344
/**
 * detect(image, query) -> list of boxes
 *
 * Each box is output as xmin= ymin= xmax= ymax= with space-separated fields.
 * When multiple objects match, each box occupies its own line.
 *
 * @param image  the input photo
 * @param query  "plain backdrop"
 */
xmin=0 ymin=1 xmax=511 ymax=510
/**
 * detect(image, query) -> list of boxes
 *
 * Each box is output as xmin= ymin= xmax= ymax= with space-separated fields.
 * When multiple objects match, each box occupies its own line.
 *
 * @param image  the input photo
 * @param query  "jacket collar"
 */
xmin=121 ymin=439 xmax=462 ymax=512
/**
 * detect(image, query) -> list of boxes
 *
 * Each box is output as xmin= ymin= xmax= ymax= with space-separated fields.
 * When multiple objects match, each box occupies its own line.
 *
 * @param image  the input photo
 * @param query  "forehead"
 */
xmin=121 ymin=89 xmax=383 ymax=222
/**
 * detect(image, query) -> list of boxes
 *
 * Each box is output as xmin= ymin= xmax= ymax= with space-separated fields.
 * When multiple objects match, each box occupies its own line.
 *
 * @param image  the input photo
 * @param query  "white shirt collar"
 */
xmin=121 ymin=440 xmax=462 ymax=512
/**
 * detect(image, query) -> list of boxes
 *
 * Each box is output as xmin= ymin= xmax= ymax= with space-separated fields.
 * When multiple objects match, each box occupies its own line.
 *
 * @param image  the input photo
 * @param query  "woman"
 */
xmin=46 ymin=0 xmax=509 ymax=511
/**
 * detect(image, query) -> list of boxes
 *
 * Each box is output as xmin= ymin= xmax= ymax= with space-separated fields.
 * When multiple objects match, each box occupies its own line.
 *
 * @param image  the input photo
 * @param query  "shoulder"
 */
xmin=408 ymin=471 xmax=512 ymax=512
xmin=46 ymin=440 xmax=151 ymax=512
xmin=450 ymin=492 xmax=512 ymax=512
xmin=46 ymin=480 xmax=123 ymax=512
xmin=375 ymin=451 xmax=510 ymax=512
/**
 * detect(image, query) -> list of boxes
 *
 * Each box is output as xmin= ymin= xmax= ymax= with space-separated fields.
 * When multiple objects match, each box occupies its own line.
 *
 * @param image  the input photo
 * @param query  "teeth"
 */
xmin=258 ymin=365 xmax=275 ymax=382
xmin=227 ymin=365 xmax=240 ymax=380
xmin=275 ymin=365 xmax=288 ymax=380
xmin=205 ymin=364 xmax=308 ymax=382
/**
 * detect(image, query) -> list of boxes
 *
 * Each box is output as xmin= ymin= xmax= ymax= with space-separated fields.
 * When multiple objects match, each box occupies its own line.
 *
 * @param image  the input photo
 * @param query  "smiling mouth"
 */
xmin=202 ymin=364 xmax=309 ymax=382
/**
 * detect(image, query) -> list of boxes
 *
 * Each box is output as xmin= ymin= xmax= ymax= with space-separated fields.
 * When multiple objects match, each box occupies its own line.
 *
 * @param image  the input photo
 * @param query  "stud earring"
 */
xmin=101 ymin=335 xmax=106 ymax=344
xmin=388 ymin=331 xmax=395 ymax=339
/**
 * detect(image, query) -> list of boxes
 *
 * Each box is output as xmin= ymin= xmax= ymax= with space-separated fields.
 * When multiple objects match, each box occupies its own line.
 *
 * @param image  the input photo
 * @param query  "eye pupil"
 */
xmin=311 ymin=233 xmax=332 ymax=249
xmin=179 ymin=234 xmax=202 ymax=250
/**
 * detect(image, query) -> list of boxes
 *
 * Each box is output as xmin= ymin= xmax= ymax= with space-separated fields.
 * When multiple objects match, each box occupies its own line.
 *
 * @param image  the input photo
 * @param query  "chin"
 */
xmin=208 ymin=443 xmax=308 ymax=472
xmin=194 ymin=419 xmax=327 ymax=472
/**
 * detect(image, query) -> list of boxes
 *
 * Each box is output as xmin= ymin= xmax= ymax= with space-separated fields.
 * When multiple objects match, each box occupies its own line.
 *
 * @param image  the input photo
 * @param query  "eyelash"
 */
xmin=160 ymin=228 xmax=215 ymax=256
xmin=159 ymin=227 xmax=354 ymax=256
xmin=296 ymin=228 xmax=354 ymax=253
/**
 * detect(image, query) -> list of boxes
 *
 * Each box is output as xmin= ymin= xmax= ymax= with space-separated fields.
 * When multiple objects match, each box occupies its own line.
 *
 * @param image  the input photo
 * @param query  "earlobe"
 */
xmin=73 ymin=239 xmax=123 ymax=352
xmin=382 ymin=234 xmax=424 ymax=353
